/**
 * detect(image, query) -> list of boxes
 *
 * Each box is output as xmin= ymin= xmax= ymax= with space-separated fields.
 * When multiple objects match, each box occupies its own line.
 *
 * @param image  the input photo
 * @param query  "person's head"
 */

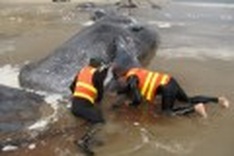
xmin=111 ymin=63 xmax=128 ymax=79
xmin=89 ymin=57 xmax=105 ymax=68
xmin=109 ymin=37 xmax=140 ymax=79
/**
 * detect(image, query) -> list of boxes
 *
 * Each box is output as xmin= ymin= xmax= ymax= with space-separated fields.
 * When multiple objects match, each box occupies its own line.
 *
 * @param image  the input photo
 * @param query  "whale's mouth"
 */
xmin=112 ymin=37 xmax=141 ymax=72
xmin=104 ymin=36 xmax=141 ymax=93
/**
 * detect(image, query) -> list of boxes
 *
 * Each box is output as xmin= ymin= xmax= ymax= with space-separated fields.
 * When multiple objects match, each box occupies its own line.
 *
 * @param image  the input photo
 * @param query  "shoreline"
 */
xmin=0 ymin=0 xmax=119 ymax=4
xmin=0 ymin=1 xmax=233 ymax=156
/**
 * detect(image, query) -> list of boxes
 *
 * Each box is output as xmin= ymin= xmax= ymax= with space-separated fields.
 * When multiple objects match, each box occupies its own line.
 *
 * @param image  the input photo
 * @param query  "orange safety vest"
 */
xmin=73 ymin=66 xmax=97 ymax=104
xmin=125 ymin=68 xmax=171 ymax=102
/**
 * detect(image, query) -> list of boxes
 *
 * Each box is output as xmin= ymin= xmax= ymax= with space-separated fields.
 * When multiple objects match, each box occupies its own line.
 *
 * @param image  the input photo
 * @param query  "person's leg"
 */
xmin=158 ymin=78 xmax=179 ymax=116
xmin=171 ymin=78 xmax=229 ymax=117
xmin=189 ymin=96 xmax=218 ymax=104
xmin=71 ymin=99 xmax=105 ymax=155
xmin=189 ymin=96 xmax=229 ymax=108
xmin=77 ymin=123 xmax=104 ymax=156
xmin=159 ymin=78 xmax=207 ymax=117
xmin=171 ymin=103 xmax=207 ymax=118
xmin=72 ymin=99 xmax=105 ymax=124
xmin=160 ymin=78 xmax=229 ymax=118
xmin=169 ymin=77 xmax=227 ymax=106
xmin=171 ymin=78 xmax=190 ymax=102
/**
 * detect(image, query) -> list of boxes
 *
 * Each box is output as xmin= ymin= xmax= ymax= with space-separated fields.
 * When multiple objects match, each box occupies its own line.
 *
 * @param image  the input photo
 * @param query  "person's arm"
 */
xmin=93 ymin=66 xmax=109 ymax=103
xmin=128 ymin=75 xmax=142 ymax=107
xmin=116 ymin=78 xmax=129 ymax=94
xmin=111 ymin=75 xmax=142 ymax=109
xmin=69 ymin=75 xmax=77 ymax=94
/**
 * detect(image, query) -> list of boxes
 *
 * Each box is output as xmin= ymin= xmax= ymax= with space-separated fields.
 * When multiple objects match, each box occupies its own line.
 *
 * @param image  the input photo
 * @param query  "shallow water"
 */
xmin=174 ymin=0 xmax=234 ymax=4
xmin=0 ymin=1 xmax=234 ymax=156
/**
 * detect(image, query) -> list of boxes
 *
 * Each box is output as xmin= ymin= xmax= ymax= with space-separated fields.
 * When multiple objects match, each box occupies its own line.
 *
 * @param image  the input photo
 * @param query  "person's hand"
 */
xmin=128 ymin=102 xmax=139 ymax=108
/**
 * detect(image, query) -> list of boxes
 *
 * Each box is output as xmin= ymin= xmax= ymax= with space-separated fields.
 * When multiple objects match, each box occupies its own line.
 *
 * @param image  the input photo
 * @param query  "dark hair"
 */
xmin=89 ymin=57 xmax=104 ymax=67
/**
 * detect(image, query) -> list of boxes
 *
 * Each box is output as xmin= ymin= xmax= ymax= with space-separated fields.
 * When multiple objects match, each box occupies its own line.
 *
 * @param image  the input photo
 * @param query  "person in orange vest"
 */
xmin=111 ymin=67 xmax=229 ymax=118
xmin=70 ymin=57 xmax=109 ymax=156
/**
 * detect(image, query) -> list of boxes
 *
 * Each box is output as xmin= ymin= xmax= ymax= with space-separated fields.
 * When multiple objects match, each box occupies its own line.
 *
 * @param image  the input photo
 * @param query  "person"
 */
xmin=70 ymin=57 xmax=109 ymax=156
xmin=111 ymin=67 xmax=229 ymax=118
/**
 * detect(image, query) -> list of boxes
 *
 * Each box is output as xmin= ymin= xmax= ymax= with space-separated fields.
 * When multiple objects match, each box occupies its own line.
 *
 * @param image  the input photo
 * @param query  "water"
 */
xmin=0 ymin=1 xmax=234 ymax=156
xmin=174 ymin=0 xmax=234 ymax=4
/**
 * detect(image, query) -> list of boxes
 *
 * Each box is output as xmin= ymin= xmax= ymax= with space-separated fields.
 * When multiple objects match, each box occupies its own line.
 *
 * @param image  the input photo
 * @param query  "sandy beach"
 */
xmin=0 ymin=0 xmax=118 ymax=3
xmin=0 ymin=0 xmax=233 ymax=156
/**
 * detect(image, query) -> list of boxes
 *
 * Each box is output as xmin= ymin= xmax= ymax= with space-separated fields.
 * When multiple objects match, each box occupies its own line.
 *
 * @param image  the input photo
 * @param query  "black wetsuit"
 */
xmin=70 ymin=67 xmax=108 ymax=124
xmin=117 ymin=75 xmax=219 ymax=116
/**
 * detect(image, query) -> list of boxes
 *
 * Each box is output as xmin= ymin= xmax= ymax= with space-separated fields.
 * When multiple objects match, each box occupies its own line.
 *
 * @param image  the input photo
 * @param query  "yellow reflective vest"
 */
xmin=73 ymin=66 xmax=97 ymax=104
xmin=125 ymin=68 xmax=171 ymax=102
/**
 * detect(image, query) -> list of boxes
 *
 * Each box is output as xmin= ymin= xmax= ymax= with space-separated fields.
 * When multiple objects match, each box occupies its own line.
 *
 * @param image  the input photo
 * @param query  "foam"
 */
xmin=28 ymin=93 xmax=63 ymax=131
xmin=148 ymin=20 xmax=187 ymax=28
xmin=175 ymin=2 xmax=234 ymax=9
xmin=153 ymin=140 xmax=192 ymax=154
xmin=2 ymin=145 xmax=18 ymax=152
xmin=0 ymin=64 xmax=20 ymax=88
xmin=141 ymin=128 xmax=193 ymax=154
xmin=83 ymin=21 xmax=95 ymax=27
xmin=148 ymin=21 xmax=172 ymax=28
xmin=158 ymin=47 xmax=234 ymax=61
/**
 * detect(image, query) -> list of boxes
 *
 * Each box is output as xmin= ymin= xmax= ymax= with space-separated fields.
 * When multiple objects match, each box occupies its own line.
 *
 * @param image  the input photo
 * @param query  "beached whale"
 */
xmin=0 ymin=84 xmax=44 ymax=132
xmin=19 ymin=12 xmax=159 ymax=95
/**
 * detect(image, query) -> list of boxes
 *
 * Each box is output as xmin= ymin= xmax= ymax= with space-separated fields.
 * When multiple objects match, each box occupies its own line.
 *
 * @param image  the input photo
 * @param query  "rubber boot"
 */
xmin=76 ymin=139 xmax=94 ymax=156
xmin=76 ymin=124 xmax=103 ymax=156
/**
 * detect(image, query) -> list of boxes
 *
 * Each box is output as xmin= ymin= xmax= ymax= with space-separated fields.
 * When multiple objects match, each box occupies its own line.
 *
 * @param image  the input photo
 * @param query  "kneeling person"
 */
xmin=112 ymin=67 xmax=229 ymax=118
xmin=70 ymin=57 xmax=108 ymax=156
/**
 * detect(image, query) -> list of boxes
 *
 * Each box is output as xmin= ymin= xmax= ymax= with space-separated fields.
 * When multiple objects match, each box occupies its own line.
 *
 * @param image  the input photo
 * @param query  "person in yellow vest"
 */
xmin=112 ymin=67 xmax=229 ymax=118
xmin=70 ymin=57 xmax=109 ymax=156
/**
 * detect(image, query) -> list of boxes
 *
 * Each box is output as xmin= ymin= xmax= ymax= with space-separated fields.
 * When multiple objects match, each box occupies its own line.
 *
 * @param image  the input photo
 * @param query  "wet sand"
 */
xmin=0 ymin=0 xmax=234 ymax=156
xmin=0 ymin=3 xmax=92 ymax=65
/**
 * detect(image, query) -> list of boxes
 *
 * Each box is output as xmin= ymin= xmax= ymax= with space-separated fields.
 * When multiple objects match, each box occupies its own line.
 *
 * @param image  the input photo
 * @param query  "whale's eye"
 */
xmin=130 ymin=26 xmax=143 ymax=32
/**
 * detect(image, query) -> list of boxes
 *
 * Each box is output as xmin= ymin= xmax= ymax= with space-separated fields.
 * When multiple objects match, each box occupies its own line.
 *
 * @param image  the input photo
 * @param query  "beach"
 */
xmin=0 ymin=0 xmax=233 ymax=156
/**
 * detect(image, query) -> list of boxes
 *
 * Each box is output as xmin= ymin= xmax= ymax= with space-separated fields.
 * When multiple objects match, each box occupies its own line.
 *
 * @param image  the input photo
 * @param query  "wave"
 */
xmin=175 ymin=2 xmax=234 ymax=9
xmin=158 ymin=47 xmax=234 ymax=61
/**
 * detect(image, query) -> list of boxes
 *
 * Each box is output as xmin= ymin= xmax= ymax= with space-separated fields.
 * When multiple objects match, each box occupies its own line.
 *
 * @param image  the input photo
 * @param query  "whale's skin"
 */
xmin=19 ymin=14 xmax=159 ymax=95
xmin=0 ymin=84 xmax=44 ymax=132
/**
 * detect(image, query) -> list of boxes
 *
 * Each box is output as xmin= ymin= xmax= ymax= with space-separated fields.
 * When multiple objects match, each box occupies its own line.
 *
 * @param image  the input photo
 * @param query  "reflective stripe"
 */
xmin=146 ymin=73 xmax=159 ymax=100
xmin=76 ymin=82 xmax=97 ymax=94
xmin=90 ymin=68 xmax=96 ymax=74
xmin=73 ymin=92 xmax=95 ymax=104
xmin=141 ymin=72 xmax=153 ymax=96
xmin=161 ymin=75 xmax=169 ymax=85
xmin=126 ymin=70 xmax=137 ymax=77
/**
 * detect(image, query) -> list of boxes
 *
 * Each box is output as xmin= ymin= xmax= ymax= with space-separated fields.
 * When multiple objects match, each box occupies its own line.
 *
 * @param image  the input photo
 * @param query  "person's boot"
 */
xmin=75 ymin=124 xmax=103 ymax=156
xmin=194 ymin=103 xmax=208 ymax=118
xmin=75 ymin=139 xmax=94 ymax=156
xmin=75 ymin=130 xmax=94 ymax=156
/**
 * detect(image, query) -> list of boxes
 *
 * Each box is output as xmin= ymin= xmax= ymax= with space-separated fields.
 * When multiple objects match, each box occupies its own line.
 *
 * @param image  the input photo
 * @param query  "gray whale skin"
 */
xmin=19 ymin=13 xmax=159 ymax=95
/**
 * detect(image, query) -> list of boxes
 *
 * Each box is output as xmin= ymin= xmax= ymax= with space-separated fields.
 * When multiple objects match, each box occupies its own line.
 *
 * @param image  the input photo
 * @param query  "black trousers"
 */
xmin=71 ymin=97 xmax=105 ymax=155
xmin=157 ymin=78 xmax=218 ymax=115
xmin=71 ymin=97 xmax=105 ymax=124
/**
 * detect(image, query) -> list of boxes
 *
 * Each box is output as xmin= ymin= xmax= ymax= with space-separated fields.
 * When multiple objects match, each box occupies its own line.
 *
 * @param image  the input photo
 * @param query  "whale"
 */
xmin=0 ymin=84 xmax=44 ymax=133
xmin=19 ymin=12 xmax=159 ymax=95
